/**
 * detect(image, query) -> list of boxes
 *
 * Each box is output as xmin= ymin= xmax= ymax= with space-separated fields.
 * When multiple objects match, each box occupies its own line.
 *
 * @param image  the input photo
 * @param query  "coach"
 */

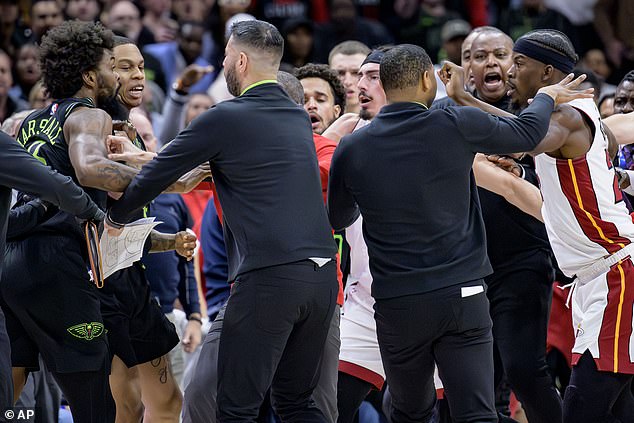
xmin=106 ymin=20 xmax=338 ymax=422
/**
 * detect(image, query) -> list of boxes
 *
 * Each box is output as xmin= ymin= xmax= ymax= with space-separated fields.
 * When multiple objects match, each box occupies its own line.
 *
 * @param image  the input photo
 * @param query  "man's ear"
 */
xmin=82 ymin=69 xmax=97 ymax=89
xmin=238 ymin=51 xmax=248 ymax=74
xmin=542 ymin=65 xmax=555 ymax=83
xmin=421 ymin=69 xmax=432 ymax=91
xmin=334 ymin=104 xmax=342 ymax=118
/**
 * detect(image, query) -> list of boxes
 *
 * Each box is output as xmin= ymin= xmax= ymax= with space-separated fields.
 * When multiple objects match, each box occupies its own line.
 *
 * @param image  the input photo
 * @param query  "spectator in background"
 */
xmin=599 ymin=92 xmax=615 ymax=118
xmin=0 ymin=50 xmax=28 ymax=123
xmin=206 ymin=0 xmax=253 ymax=70
xmin=573 ymin=67 xmax=602 ymax=104
xmin=0 ymin=0 xmax=30 ymax=57
xmin=328 ymin=40 xmax=370 ymax=114
xmin=281 ymin=18 xmax=315 ymax=69
xmin=254 ymin=0 xmax=328 ymax=31
xmin=582 ymin=48 xmax=617 ymax=97
xmin=28 ymin=80 xmax=51 ymax=109
xmin=29 ymin=0 xmax=64 ymax=43
xmin=9 ymin=44 xmax=40 ymax=104
xmin=145 ymin=20 xmax=215 ymax=94
xmin=439 ymin=19 xmax=471 ymax=63
xmin=65 ymin=0 xmax=101 ymax=22
xmin=594 ymin=0 xmax=634 ymax=83
xmin=399 ymin=0 xmax=461 ymax=64
xmin=498 ymin=0 xmax=579 ymax=49
xmin=158 ymin=64 xmax=215 ymax=146
xmin=140 ymin=0 xmax=178 ymax=42
xmin=313 ymin=0 xmax=393 ymax=63
xmin=543 ymin=0 xmax=599 ymax=53
xmin=105 ymin=0 xmax=157 ymax=49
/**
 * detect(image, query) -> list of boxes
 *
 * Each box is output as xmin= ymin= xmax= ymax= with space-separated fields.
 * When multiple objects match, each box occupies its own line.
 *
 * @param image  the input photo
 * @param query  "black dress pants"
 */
xmin=375 ymin=281 xmax=497 ymax=423
xmin=216 ymin=260 xmax=337 ymax=422
xmin=487 ymin=266 xmax=562 ymax=423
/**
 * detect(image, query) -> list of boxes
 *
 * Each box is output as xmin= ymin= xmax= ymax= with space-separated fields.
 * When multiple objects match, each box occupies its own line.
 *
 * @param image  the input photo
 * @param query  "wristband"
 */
xmin=105 ymin=212 xmax=125 ymax=229
xmin=188 ymin=316 xmax=202 ymax=325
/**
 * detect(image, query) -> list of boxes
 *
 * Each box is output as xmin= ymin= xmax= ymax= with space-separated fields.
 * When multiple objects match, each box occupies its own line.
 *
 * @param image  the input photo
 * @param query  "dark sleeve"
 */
xmin=177 ymin=200 xmax=200 ymax=317
xmin=0 ymin=133 xmax=102 ymax=220
xmin=202 ymin=200 xmax=230 ymax=320
xmin=327 ymin=136 xmax=360 ymax=231
xmin=6 ymin=200 xmax=47 ymax=239
xmin=452 ymin=93 xmax=555 ymax=154
xmin=109 ymin=108 xmax=223 ymax=224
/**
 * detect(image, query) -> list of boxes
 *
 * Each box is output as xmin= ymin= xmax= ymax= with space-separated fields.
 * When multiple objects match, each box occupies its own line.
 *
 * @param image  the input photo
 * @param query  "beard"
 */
xmin=359 ymin=107 xmax=372 ymax=120
xmin=225 ymin=64 xmax=241 ymax=97
xmin=96 ymin=74 xmax=122 ymax=116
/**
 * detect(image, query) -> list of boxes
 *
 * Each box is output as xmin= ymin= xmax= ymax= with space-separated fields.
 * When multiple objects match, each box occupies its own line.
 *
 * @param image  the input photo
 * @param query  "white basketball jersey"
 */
xmin=535 ymin=98 xmax=634 ymax=277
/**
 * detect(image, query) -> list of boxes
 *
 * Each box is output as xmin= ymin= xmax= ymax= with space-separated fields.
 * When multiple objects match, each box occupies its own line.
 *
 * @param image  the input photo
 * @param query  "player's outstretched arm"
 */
xmin=473 ymin=154 xmax=543 ymax=221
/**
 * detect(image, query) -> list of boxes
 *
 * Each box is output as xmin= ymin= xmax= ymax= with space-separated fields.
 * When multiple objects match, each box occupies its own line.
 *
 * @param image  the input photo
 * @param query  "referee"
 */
xmin=327 ymin=44 xmax=588 ymax=423
xmin=0 ymin=130 xmax=104 ymax=414
xmin=107 ymin=20 xmax=338 ymax=421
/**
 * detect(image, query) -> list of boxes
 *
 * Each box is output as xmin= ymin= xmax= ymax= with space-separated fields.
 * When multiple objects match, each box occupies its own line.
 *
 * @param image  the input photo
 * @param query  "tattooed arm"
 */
xmin=164 ymin=162 xmax=211 ymax=193
xmin=149 ymin=230 xmax=197 ymax=260
xmin=65 ymin=108 xmax=139 ymax=192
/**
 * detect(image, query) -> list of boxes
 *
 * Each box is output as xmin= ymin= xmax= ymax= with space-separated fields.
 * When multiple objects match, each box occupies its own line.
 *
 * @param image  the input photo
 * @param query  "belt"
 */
xmin=559 ymin=242 xmax=634 ymax=308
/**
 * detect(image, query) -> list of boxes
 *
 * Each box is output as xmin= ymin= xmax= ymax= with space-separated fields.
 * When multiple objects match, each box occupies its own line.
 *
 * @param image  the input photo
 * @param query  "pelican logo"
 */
xmin=67 ymin=322 xmax=105 ymax=340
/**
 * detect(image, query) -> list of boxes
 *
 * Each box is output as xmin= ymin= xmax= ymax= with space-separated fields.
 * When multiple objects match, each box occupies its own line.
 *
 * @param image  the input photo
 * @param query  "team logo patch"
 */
xmin=67 ymin=322 xmax=105 ymax=340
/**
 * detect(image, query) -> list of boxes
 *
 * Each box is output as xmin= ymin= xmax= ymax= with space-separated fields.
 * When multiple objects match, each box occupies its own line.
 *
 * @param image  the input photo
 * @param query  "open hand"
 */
xmin=107 ymin=135 xmax=156 ymax=164
xmin=177 ymin=64 xmax=215 ymax=92
xmin=322 ymin=113 xmax=362 ymax=142
xmin=535 ymin=73 xmax=594 ymax=106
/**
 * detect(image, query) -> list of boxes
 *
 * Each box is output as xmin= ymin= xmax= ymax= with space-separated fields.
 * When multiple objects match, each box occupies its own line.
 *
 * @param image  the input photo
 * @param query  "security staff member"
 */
xmin=107 ymin=20 xmax=338 ymax=422
xmin=327 ymin=44 xmax=589 ymax=423
xmin=0 ymin=130 xmax=104 ymax=414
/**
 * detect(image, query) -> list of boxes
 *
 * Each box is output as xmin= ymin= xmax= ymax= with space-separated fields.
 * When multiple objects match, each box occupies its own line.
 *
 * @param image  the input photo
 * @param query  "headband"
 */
xmin=513 ymin=38 xmax=575 ymax=74
xmin=362 ymin=50 xmax=384 ymax=66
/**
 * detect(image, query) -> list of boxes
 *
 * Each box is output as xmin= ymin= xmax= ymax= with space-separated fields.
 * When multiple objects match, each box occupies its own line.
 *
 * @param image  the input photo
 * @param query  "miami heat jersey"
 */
xmin=535 ymin=98 xmax=634 ymax=278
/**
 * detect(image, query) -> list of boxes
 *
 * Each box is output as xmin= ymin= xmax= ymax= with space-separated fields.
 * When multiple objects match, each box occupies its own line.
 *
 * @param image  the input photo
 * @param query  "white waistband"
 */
xmin=575 ymin=242 xmax=634 ymax=284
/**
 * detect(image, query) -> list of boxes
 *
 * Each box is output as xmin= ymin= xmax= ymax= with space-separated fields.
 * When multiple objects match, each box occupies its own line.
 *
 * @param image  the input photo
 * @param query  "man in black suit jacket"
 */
xmin=107 ymin=20 xmax=338 ymax=422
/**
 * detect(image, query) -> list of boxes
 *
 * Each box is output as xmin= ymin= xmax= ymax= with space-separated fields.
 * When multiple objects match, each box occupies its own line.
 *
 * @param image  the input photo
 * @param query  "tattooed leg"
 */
xmin=137 ymin=355 xmax=182 ymax=423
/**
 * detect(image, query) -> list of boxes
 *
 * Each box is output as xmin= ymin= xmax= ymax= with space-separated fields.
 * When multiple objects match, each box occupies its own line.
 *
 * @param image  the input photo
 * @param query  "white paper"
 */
xmin=100 ymin=217 xmax=161 ymax=279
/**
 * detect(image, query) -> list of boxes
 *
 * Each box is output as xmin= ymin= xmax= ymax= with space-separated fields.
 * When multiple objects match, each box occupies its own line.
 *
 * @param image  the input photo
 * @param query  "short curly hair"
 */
xmin=295 ymin=63 xmax=346 ymax=111
xmin=39 ymin=20 xmax=114 ymax=99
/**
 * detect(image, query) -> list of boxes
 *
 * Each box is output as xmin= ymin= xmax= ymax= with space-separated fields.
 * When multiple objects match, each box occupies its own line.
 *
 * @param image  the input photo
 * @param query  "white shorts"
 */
xmin=571 ymin=259 xmax=634 ymax=374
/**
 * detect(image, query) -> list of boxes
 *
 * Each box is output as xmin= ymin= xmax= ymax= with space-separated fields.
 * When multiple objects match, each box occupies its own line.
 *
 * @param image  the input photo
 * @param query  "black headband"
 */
xmin=362 ymin=50 xmax=384 ymax=66
xmin=513 ymin=38 xmax=575 ymax=74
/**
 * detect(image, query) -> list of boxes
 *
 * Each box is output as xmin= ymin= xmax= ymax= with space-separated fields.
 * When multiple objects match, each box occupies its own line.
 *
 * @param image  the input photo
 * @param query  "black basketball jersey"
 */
xmin=15 ymin=97 xmax=107 ymax=239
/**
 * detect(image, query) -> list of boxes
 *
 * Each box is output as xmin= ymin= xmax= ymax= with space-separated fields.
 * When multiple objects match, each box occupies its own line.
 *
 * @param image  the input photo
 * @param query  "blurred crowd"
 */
xmin=0 ymin=0 xmax=631 ymax=124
